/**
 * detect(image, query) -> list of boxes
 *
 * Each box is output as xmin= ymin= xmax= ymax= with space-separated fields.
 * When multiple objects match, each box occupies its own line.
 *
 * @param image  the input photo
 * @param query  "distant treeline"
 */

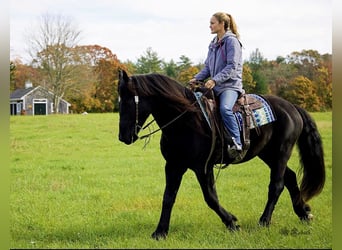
xmin=10 ymin=46 xmax=331 ymax=113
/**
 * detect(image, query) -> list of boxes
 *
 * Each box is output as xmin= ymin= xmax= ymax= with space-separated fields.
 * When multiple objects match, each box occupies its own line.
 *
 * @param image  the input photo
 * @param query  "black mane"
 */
xmin=130 ymin=73 xmax=198 ymax=113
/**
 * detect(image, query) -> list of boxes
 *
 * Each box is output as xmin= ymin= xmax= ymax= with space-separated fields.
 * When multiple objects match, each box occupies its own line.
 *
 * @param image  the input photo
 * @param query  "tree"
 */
xmin=242 ymin=64 xmax=256 ymax=93
xmin=162 ymin=59 xmax=178 ymax=78
xmin=177 ymin=55 xmax=192 ymax=71
xmin=122 ymin=60 xmax=137 ymax=75
xmin=11 ymin=58 xmax=43 ymax=91
xmin=177 ymin=66 xmax=199 ymax=84
xmin=286 ymin=50 xmax=322 ymax=80
xmin=249 ymin=48 xmax=265 ymax=65
xmin=314 ymin=66 xmax=332 ymax=110
xmin=10 ymin=61 xmax=16 ymax=92
xmin=27 ymin=13 xmax=81 ymax=113
xmin=66 ymin=45 xmax=125 ymax=113
xmin=282 ymin=76 xmax=320 ymax=111
xmin=93 ymin=58 xmax=123 ymax=112
xmin=247 ymin=48 xmax=269 ymax=94
xmin=262 ymin=59 xmax=298 ymax=95
xmin=135 ymin=47 xmax=162 ymax=74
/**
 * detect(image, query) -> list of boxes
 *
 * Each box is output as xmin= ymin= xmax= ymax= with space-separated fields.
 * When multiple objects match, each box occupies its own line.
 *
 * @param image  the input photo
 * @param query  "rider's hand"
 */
xmin=205 ymin=79 xmax=216 ymax=89
xmin=189 ymin=78 xmax=197 ymax=90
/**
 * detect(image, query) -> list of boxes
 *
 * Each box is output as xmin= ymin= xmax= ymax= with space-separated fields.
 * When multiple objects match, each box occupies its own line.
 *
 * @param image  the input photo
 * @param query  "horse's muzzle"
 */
xmin=119 ymin=132 xmax=138 ymax=145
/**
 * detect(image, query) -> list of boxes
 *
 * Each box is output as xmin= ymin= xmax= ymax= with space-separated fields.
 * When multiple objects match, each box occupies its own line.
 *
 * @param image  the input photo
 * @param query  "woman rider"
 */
xmin=190 ymin=12 xmax=244 ymax=157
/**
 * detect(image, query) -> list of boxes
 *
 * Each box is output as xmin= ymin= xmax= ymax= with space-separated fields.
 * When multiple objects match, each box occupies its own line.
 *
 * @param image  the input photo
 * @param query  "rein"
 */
xmin=134 ymin=81 xmax=210 ymax=141
xmin=137 ymin=108 xmax=189 ymax=140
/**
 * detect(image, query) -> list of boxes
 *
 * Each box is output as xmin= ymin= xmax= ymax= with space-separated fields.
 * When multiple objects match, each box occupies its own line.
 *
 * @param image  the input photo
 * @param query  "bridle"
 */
xmin=132 ymin=94 xmax=155 ymax=142
xmin=127 ymin=80 xmax=225 ymax=177
xmin=131 ymin=80 xmax=209 ymax=141
xmin=132 ymin=94 xmax=192 ymax=141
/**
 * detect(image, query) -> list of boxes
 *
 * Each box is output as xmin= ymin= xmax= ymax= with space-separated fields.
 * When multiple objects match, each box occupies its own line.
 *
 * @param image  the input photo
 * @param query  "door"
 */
xmin=10 ymin=103 xmax=17 ymax=115
xmin=34 ymin=103 xmax=47 ymax=115
xmin=33 ymin=99 xmax=47 ymax=115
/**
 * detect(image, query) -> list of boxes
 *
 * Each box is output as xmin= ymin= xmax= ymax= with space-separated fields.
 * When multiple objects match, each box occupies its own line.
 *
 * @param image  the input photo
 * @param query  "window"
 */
xmin=16 ymin=102 xmax=22 ymax=113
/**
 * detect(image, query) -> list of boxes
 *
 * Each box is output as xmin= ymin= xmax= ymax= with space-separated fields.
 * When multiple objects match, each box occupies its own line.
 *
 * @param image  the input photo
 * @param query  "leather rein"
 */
xmin=132 ymin=81 xmax=223 ymax=177
xmin=133 ymin=81 xmax=208 ymax=141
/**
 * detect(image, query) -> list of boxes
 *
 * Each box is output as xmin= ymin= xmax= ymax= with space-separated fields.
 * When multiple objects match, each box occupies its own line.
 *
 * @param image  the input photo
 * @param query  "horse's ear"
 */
xmin=119 ymin=69 xmax=129 ymax=82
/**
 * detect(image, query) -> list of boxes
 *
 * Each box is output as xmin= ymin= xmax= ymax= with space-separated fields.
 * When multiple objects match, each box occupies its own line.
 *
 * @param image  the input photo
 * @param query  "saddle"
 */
xmin=194 ymin=88 xmax=264 ymax=164
xmin=232 ymin=93 xmax=263 ymax=150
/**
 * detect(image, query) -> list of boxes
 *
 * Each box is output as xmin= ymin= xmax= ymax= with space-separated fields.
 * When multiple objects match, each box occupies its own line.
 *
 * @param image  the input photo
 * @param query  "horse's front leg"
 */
xmin=151 ymin=162 xmax=186 ymax=240
xmin=195 ymin=167 xmax=240 ymax=231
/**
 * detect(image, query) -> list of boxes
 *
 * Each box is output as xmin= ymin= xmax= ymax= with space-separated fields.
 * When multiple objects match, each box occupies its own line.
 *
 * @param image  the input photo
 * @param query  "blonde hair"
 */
xmin=213 ymin=12 xmax=240 ymax=39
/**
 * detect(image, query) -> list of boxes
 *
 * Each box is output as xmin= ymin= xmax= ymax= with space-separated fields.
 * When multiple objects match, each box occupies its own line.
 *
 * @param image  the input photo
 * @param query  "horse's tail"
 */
xmin=295 ymin=105 xmax=325 ymax=202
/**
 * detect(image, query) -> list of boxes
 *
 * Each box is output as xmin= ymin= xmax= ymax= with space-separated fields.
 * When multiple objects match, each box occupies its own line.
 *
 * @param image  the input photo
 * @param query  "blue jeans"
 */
xmin=219 ymin=89 xmax=242 ymax=146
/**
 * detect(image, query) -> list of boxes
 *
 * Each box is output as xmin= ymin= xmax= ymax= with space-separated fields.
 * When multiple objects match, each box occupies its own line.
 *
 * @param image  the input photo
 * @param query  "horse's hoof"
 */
xmin=227 ymin=222 xmax=241 ymax=232
xmin=151 ymin=231 xmax=167 ymax=240
xmin=301 ymin=213 xmax=314 ymax=222
xmin=308 ymin=213 xmax=314 ymax=220
xmin=258 ymin=218 xmax=271 ymax=227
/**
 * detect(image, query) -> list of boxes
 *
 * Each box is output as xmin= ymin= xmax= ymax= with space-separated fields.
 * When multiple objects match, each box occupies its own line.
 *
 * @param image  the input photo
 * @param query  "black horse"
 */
xmin=117 ymin=70 xmax=325 ymax=240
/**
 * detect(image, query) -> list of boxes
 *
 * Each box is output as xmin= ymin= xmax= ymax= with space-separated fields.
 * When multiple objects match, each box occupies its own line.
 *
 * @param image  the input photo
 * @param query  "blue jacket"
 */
xmin=195 ymin=31 xmax=244 ymax=96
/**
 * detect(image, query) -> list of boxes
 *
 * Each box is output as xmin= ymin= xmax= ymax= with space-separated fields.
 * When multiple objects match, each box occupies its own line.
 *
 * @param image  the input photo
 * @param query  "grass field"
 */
xmin=10 ymin=112 xmax=332 ymax=249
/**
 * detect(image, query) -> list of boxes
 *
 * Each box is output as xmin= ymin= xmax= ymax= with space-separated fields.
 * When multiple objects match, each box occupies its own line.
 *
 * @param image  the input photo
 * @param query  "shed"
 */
xmin=10 ymin=84 xmax=71 ymax=115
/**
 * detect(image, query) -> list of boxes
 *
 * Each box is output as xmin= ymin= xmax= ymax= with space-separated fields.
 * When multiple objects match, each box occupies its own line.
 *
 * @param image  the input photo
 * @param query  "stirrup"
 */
xmin=227 ymin=144 xmax=242 ymax=159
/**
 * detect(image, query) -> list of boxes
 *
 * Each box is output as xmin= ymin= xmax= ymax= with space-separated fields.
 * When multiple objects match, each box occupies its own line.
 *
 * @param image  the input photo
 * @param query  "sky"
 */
xmin=10 ymin=0 xmax=332 ymax=64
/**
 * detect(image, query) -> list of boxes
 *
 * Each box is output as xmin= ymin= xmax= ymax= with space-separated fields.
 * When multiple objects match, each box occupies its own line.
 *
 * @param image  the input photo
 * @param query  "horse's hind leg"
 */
xmin=257 ymin=163 xmax=312 ymax=226
xmin=151 ymin=162 xmax=186 ymax=240
xmin=258 ymin=163 xmax=286 ymax=226
xmin=284 ymin=166 xmax=313 ymax=221
xmin=195 ymin=167 xmax=240 ymax=231
xmin=257 ymin=149 xmax=291 ymax=226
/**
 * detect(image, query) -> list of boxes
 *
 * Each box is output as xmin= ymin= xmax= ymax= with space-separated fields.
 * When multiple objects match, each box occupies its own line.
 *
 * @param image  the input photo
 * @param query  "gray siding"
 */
xmin=10 ymin=86 xmax=70 ymax=115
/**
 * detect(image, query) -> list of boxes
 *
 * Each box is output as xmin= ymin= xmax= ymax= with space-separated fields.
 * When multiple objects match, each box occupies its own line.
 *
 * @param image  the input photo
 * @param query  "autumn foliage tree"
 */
xmin=242 ymin=64 xmax=256 ymax=93
xmin=281 ymin=76 xmax=320 ymax=111
xmin=67 ymin=45 xmax=126 ymax=113
xmin=93 ymin=58 xmax=122 ymax=112
xmin=175 ymin=56 xmax=198 ymax=84
xmin=10 ymin=58 xmax=44 ymax=91
xmin=177 ymin=66 xmax=199 ymax=85
xmin=314 ymin=66 xmax=332 ymax=110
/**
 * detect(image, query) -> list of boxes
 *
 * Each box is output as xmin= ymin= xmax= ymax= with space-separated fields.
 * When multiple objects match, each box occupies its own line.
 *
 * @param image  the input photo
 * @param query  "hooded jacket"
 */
xmin=195 ymin=31 xmax=243 ymax=96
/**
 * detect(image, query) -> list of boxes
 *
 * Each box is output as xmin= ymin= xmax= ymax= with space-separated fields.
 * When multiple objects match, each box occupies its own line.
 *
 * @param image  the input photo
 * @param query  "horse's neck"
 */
xmin=151 ymin=103 xmax=182 ymax=129
xmin=150 ymin=96 xmax=204 ymax=136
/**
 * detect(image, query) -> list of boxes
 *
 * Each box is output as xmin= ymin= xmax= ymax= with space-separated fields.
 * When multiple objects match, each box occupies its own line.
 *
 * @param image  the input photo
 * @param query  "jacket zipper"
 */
xmin=212 ymin=44 xmax=217 ymax=75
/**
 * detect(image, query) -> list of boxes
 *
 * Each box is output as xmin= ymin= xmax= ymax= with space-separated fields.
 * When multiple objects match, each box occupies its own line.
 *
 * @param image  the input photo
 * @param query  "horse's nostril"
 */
xmin=119 ymin=132 xmax=137 ymax=145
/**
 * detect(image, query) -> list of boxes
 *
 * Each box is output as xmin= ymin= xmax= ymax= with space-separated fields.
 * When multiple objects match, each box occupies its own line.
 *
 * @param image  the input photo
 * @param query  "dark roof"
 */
xmin=10 ymin=86 xmax=71 ymax=105
xmin=10 ymin=87 xmax=36 ymax=99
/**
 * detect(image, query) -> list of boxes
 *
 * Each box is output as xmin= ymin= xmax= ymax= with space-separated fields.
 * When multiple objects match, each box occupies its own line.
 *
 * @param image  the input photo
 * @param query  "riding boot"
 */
xmin=227 ymin=137 xmax=242 ymax=159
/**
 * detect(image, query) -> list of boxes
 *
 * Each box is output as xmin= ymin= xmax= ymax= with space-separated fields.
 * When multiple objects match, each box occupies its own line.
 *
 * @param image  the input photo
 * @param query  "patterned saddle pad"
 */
xmin=234 ymin=94 xmax=276 ymax=130
xmin=193 ymin=91 xmax=276 ymax=131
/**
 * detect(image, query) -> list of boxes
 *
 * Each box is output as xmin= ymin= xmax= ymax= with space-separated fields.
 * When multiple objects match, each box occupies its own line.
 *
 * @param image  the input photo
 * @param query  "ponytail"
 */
xmin=226 ymin=13 xmax=240 ymax=39
xmin=213 ymin=12 xmax=240 ymax=39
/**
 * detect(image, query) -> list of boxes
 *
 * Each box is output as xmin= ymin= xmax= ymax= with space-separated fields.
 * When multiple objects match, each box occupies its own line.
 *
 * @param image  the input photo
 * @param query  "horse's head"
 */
xmin=118 ymin=70 xmax=152 ymax=144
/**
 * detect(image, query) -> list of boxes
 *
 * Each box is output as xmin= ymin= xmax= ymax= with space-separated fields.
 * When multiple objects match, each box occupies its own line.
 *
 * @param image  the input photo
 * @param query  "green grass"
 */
xmin=10 ymin=112 xmax=332 ymax=249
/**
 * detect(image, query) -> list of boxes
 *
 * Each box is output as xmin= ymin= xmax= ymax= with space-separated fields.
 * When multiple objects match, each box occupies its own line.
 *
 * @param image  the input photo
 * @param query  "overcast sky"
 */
xmin=10 ymin=0 xmax=332 ymax=64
